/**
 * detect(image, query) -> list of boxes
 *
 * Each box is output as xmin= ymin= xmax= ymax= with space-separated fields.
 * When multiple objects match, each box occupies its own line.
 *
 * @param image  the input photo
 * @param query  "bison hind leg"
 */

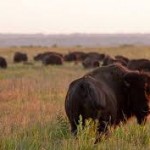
xmin=71 ymin=122 xmax=78 ymax=136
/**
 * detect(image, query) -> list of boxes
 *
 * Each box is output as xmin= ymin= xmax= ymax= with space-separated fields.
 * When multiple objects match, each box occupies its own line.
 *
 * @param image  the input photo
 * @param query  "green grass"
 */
xmin=1 ymin=118 xmax=149 ymax=150
xmin=0 ymin=46 xmax=150 ymax=150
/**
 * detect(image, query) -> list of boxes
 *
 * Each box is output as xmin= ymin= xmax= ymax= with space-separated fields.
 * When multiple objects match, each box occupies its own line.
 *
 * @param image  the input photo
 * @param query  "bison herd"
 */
xmin=1 ymin=50 xmax=150 ymax=73
xmin=2 ymin=50 xmax=150 ymax=73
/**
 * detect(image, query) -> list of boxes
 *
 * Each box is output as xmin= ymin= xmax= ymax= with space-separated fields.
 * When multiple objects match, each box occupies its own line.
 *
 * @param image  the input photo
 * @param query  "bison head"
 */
xmin=123 ymin=72 xmax=150 ymax=124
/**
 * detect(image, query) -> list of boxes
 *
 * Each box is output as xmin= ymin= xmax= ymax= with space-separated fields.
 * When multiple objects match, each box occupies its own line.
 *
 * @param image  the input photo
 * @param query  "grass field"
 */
xmin=0 ymin=46 xmax=150 ymax=150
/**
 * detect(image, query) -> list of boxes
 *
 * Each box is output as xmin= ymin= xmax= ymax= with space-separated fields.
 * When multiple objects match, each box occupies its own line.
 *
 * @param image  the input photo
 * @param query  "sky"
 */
xmin=0 ymin=0 xmax=150 ymax=34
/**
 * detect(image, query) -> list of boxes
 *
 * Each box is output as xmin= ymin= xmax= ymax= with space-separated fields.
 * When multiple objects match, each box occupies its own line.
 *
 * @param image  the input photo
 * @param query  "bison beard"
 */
xmin=65 ymin=64 xmax=150 ymax=143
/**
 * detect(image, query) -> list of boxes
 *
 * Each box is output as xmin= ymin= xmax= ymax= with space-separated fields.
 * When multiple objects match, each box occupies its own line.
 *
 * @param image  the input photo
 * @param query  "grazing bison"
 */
xmin=82 ymin=57 xmax=100 ymax=69
xmin=34 ymin=53 xmax=45 ymax=61
xmin=42 ymin=54 xmax=63 ymax=65
xmin=102 ymin=55 xmax=127 ymax=66
xmin=102 ymin=55 xmax=116 ymax=66
xmin=64 ymin=52 xmax=87 ymax=62
xmin=86 ymin=52 xmax=105 ymax=61
xmin=34 ymin=52 xmax=63 ymax=61
xmin=115 ymin=55 xmax=129 ymax=65
xmin=127 ymin=59 xmax=150 ymax=72
xmin=14 ymin=52 xmax=28 ymax=63
xmin=0 ymin=56 xmax=7 ymax=68
xmin=65 ymin=64 xmax=150 ymax=142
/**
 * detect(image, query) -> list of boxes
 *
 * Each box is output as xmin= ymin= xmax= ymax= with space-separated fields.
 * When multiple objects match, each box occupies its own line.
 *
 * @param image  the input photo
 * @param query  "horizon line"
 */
xmin=1 ymin=32 xmax=150 ymax=35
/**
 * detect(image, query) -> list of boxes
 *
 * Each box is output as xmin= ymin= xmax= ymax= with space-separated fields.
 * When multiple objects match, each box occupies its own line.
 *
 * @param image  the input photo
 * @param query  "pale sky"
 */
xmin=0 ymin=0 xmax=150 ymax=34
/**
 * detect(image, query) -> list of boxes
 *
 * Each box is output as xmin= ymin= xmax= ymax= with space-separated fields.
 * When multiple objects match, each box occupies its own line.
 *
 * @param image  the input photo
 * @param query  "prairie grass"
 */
xmin=0 ymin=46 xmax=150 ymax=150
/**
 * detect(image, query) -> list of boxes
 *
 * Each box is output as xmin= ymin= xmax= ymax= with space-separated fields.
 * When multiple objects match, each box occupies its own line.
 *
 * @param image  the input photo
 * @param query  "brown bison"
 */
xmin=86 ymin=52 xmax=105 ymax=61
xmin=82 ymin=57 xmax=100 ymax=69
xmin=102 ymin=55 xmax=127 ymax=66
xmin=115 ymin=55 xmax=129 ymax=65
xmin=127 ymin=59 xmax=150 ymax=72
xmin=34 ymin=52 xmax=63 ymax=61
xmin=0 ymin=56 xmax=7 ymax=69
xmin=14 ymin=52 xmax=28 ymax=63
xmin=42 ymin=54 xmax=63 ymax=65
xmin=64 ymin=51 xmax=87 ymax=62
xmin=82 ymin=52 xmax=106 ymax=68
xmin=65 ymin=64 xmax=150 ymax=142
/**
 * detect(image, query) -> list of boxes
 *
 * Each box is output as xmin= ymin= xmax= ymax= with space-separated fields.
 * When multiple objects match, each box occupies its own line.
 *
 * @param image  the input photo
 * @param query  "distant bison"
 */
xmin=102 ymin=55 xmax=127 ymax=66
xmin=64 ymin=51 xmax=87 ymax=62
xmin=82 ymin=57 xmax=100 ymax=69
xmin=82 ymin=52 xmax=105 ymax=68
xmin=102 ymin=55 xmax=116 ymax=66
xmin=34 ymin=52 xmax=63 ymax=61
xmin=42 ymin=54 xmax=63 ymax=65
xmin=14 ymin=52 xmax=28 ymax=63
xmin=0 ymin=56 xmax=7 ymax=68
xmin=86 ymin=52 xmax=105 ymax=61
xmin=65 ymin=64 xmax=150 ymax=142
xmin=115 ymin=55 xmax=129 ymax=65
xmin=127 ymin=59 xmax=150 ymax=72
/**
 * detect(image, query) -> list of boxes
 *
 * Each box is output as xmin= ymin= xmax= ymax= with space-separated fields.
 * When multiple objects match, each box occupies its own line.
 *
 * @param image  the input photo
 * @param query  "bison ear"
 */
xmin=123 ymin=72 xmax=141 ymax=87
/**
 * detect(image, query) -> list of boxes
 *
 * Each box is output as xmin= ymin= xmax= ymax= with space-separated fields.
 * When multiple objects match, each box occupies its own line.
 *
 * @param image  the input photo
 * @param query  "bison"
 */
xmin=115 ymin=55 xmax=129 ymax=65
xmin=0 ymin=56 xmax=7 ymax=69
xmin=82 ymin=52 xmax=106 ymax=68
xmin=82 ymin=57 xmax=100 ymax=69
xmin=65 ymin=63 xmax=150 ymax=142
xmin=14 ymin=52 xmax=28 ymax=63
xmin=102 ymin=55 xmax=127 ymax=66
xmin=127 ymin=59 xmax=150 ymax=72
xmin=42 ymin=54 xmax=63 ymax=65
xmin=64 ymin=52 xmax=87 ymax=62
xmin=34 ymin=52 xmax=63 ymax=61
xmin=86 ymin=52 xmax=105 ymax=61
